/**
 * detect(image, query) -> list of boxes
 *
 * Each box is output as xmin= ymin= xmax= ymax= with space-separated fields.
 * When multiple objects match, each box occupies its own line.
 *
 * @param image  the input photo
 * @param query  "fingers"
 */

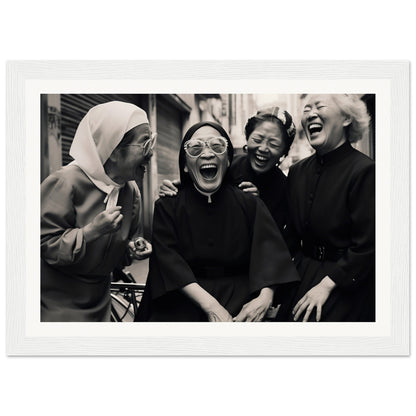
xmin=302 ymin=305 xmax=314 ymax=322
xmin=106 ymin=206 xmax=122 ymax=214
xmin=238 ymin=182 xmax=259 ymax=197
xmin=233 ymin=310 xmax=246 ymax=322
xmin=162 ymin=179 xmax=179 ymax=192
xmin=292 ymin=296 xmax=305 ymax=317
xmin=112 ymin=213 xmax=123 ymax=229
xmin=293 ymin=297 xmax=308 ymax=322
xmin=316 ymin=305 xmax=322 ymax=322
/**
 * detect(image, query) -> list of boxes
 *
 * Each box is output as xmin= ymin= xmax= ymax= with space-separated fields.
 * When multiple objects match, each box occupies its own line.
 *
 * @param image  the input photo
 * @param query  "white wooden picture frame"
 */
xmin=6 ymin=60 xmax=410 ymax=356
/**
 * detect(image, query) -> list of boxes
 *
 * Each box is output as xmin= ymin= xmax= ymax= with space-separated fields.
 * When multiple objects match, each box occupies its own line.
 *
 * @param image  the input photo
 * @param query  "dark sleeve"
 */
xmin=41 ymin=174 xmax=87 ymax=266
xmin=324 ymin=163 xmax=375 ymax=290
xmin=248 ymin=197 xmax=300 ymax=294
xmin=147 ymin=198 xmax=197 ymax=299
xmin=283 ymin=166 xmax=302 ymax=257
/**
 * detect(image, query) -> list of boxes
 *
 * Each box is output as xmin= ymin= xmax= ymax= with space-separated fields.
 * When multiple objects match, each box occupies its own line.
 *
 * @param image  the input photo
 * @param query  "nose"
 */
xmin=200 ymin=143 xmax=215 ymax=158
xmin=307 ymin=108 xmax=318 ymax=121
xmin=258 ymin=141 xmax=269 ymax=153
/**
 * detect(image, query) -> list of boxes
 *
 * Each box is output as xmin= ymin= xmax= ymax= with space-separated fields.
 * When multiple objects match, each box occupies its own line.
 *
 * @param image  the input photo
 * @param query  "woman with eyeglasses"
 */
xmin=286 ymin=94 xmax=375 ymax=322
xmin=136 ymin=121 xmax=299 ymax=322
xmin=41 ymin=101 xmax=155 ymax=321
xmin=160 ymin=107 xmax=296 ymax=234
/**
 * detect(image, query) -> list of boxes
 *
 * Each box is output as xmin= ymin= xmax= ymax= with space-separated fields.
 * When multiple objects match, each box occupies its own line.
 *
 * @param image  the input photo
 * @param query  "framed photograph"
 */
xmin=6 ymin=60 xmax=409 ymax=356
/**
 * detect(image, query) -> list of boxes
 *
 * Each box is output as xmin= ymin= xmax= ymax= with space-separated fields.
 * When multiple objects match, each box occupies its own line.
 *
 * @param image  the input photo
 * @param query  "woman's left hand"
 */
xmin=292 ymin=276 xmax=336 ymax=322
xmin=128 ymin=237 xmax=152 ymax=260
xmin=233 ymin=287 xmax=274 ymax=322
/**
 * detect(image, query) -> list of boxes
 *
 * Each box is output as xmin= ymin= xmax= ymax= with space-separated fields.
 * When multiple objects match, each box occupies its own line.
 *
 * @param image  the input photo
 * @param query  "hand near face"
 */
xmin=233 ymin=287 xmax=274 ymax=322
xmin=292 ymin=276 xmax=336 ymax=322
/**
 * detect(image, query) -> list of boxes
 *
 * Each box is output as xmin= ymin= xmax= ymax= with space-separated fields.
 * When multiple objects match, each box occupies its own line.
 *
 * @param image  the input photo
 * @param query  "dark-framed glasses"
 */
xmin=184 ymin=137 xmax=228 ymax=157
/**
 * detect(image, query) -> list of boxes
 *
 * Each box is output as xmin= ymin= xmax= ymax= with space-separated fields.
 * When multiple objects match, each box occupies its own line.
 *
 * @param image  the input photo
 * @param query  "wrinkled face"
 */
xmin=247 ymin=121 xmax=286 ymax=174
xmin=184 ymin=126 xmax=230 ymax=194
xmin=107 ymin=123 xmax=153 ymax=183
xmin=301 ymin=94 xmax=351 ymax=154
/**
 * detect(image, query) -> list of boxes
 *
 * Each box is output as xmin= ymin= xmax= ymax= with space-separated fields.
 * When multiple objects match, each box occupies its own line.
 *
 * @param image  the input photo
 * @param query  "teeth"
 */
xmin=200 ymin=164 xmax=217 ymax=169
xmin=308 ymin=123 xmax=322 ymax=133
xmin=255 ymin=155 xmax=268 ymax=162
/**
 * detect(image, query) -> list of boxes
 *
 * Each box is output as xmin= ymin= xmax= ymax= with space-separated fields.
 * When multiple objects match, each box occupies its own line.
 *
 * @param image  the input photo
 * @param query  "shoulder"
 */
xmin=288 ymin=153 xmax=315 ymax=175
xmin=154 ymin=191 xmax=180 ymax=211
xmin=349 ymin=148 xmax=375 ymax=170
xmin=41 ymin=165 xmax=90 ymax=192
xmin=226 ymin=184 xmax=266 ymax=213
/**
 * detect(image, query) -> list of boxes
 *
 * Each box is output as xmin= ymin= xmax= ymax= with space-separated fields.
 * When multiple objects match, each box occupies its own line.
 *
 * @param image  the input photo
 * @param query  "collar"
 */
xmin=315 ymin=141 xmax=354 ymax=165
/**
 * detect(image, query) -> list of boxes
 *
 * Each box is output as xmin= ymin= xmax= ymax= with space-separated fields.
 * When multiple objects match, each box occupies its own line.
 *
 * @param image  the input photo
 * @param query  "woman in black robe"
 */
xmin=137 ymin=121 xmax=299 ymax=322
xmin=160 ymin=107 xmax=297 ymax=233
xmin=285 ymin=94 xmax=375 ymax=322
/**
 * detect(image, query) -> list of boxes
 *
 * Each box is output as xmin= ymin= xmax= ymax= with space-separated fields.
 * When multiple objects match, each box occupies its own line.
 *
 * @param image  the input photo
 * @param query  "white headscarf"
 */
xmin=69 ymin=101 xmax=149 ymax=209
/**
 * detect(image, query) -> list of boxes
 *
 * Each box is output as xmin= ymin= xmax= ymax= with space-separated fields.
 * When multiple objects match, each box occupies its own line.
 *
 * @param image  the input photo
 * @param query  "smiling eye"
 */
xmin=268 ymin=141 xmax=281 ymax=149
xmin=251 ymin=136 xmax=263 ymax=143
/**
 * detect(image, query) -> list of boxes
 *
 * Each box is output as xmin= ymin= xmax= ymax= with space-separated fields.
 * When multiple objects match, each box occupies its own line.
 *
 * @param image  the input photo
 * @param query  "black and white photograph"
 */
xmin=2 ymin=2 xmax=414 ymax=416
xmin=6 ymin=61 xmax=408 ymax=357
xmin=40 ymin=93 xmax=376 ymax=324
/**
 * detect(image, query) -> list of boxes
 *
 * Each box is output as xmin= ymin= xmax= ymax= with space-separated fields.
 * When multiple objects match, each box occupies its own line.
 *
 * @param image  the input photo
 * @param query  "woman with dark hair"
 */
xmin=230 ymin=107 xmax=296 ymax=231
xmin=160 ymin=108 xmax=296 ymax=233
xmin=41 ymin=101 xmax=155 ymax=321
xmin=137 ymin=121 xmax=299 ymax=322
xmin=286 ymin=94 xmax=375 ymax=322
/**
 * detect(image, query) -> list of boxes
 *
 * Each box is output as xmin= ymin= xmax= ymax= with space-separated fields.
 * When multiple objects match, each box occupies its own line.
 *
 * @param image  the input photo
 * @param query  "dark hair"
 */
xmin=244 ymin=109 xmax=296 ymax=157
xmin=179 ymin=121 xmax=234 ymax=186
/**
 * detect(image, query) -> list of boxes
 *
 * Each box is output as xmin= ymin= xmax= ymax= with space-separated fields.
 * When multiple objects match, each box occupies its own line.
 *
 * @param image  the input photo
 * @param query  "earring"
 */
xmin=243 ymin=145 xmax=248 ymax=153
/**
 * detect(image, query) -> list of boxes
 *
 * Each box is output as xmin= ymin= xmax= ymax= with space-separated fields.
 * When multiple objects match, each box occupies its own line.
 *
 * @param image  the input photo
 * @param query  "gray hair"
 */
xmin=331 ymin=94 xmax=371 ymax=143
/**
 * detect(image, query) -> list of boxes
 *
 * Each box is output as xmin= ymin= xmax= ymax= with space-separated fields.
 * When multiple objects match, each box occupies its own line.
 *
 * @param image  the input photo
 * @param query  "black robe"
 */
xmin=283 ymin=141 xmax=375 ymax=322
xmin=137 ymin=183 xmax=299 ymax=321
xmin=229 ymin=154 xmax=288 ymax=232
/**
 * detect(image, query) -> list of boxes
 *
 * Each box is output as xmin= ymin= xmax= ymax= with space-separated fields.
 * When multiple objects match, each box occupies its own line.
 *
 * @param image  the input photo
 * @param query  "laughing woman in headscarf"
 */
xmin=137 ymin=121 xmax=299 ymax=322
xmin=41 ymin=101 xmax=155 ymax=322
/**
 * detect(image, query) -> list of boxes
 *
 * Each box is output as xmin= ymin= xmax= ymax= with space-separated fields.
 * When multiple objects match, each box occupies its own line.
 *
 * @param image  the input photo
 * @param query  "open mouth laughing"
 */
xmin=199 ymin=163 xmax=218 ymax=180
xmin=307 ymin=123 xmax=323 ymax=138
xmin=253 ymin=153 xmax=270 ymax=167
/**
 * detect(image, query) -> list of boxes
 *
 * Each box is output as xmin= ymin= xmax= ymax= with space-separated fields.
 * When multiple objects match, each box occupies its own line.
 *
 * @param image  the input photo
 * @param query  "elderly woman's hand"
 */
xmin=128 ymin=237 xmax=152 ymax=260
xmin=206 ymin=303 xmax=233 ymax=322
xmin=233 ymin=287 xmax=274 ymax=322
xmin=292 ymin=276 xmax=336 ymax=322
xmin=83 ymin=206 xmax=123 ymax=242
xmin=238 ymin=181 xmax=259 ymax=197
xmin=159 ymin=179 xmax=180 ymax=197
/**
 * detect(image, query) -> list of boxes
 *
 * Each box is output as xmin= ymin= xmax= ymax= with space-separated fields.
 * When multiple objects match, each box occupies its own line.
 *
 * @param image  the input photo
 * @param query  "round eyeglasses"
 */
xmin=122 ymin=132 xmax=157 ymax=156
xmin=184 ymin=137 xmax=228 ymax=157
